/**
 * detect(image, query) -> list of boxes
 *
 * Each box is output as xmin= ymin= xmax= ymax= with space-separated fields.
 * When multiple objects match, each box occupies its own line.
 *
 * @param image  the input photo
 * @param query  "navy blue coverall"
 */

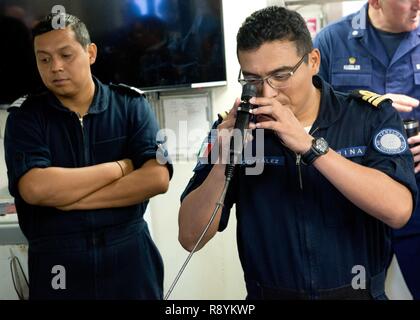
xmin=4 ymin=77 xmax=172 ymax=299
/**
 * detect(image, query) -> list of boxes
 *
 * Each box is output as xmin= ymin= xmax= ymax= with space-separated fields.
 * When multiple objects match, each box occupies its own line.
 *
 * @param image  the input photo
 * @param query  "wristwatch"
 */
xmin=301 ymin=137 xmax=329 ymax=165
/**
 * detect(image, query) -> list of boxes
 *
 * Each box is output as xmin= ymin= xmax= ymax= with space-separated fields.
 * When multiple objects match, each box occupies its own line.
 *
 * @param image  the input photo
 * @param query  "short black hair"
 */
xmin=32 ymin=13 xmax=91 ymax=48
xmin=237 ymin=6 xmax=313 ymax=56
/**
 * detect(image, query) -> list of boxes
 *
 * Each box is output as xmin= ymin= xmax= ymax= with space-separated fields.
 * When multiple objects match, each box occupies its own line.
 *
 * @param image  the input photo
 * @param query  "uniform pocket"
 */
xmin=411 ymin=53 xmax=420 ymax=86
xmin=331 ymin=56 xmax=372 ymax=90
xmin=331 ymin=73 xmax=372 ymax=88
xmin=93 ymin=136 xmax=127 ymax=163
xmin=332 ymin=57 xmax=373 ymax=74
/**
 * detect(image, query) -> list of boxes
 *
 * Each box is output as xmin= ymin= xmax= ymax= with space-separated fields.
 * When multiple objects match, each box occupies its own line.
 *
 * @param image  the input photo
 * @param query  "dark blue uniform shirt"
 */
xmin=314 ymin=4 xmax=420 ymax=238
xmin=4 ymin=77 xmax=172 ymax=299
xmin=181 ymin=76 xmax=417 ymax=299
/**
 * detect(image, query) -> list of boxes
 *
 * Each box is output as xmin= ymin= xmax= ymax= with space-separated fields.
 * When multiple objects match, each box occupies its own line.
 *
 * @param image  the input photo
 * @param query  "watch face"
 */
xmin=314 ymin=138 xmax=329 ymax=154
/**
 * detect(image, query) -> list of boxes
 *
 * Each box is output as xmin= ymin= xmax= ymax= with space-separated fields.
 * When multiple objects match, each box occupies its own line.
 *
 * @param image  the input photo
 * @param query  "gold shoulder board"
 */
xmin=217 ymin=111 xmax=229 ymax=122
xmin=350 ymin=90 xmax=391 ymax=108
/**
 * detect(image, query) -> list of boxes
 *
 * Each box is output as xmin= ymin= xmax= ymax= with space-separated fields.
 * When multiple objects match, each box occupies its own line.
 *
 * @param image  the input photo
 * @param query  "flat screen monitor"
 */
xmin=0 ymin=0 xmax=227 ymax=100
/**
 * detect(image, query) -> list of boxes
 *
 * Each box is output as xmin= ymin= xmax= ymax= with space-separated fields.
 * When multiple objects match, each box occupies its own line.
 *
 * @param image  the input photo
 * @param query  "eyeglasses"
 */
xmin=238 ymin=54 xmax=308 ymax=89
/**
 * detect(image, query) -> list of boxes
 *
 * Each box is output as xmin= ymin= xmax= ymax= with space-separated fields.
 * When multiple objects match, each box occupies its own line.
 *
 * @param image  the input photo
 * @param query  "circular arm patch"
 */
xmin=373 ymin=129 xmax=407 ymax=155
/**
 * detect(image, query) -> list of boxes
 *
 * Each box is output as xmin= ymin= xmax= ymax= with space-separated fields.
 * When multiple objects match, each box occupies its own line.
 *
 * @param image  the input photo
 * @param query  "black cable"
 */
xmin=10 ymin=254 xmax=29 ymax=300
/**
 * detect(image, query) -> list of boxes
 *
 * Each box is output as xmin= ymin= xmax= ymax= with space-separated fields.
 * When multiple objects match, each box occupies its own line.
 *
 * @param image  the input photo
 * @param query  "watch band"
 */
xmin=301 ymin=147 xmax=320 ymax=165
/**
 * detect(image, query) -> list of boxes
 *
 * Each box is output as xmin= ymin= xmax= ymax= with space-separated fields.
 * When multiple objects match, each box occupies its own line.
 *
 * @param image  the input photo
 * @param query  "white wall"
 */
xmin=0 ymin=110 xmax=11 ymax=199
xmin=342 ymin=1 xmax=365 ymax=16
xmin=148 ymin=0 xmax=269 ymax=300
xmin=211 ymin=1 xmax=269 ymax=119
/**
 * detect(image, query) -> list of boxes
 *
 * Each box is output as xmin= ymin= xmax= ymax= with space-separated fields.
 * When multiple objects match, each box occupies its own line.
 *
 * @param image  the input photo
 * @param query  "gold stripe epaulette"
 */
xmin=350 ymin=90 xmax=391 ymax=108
xmin=217 ymin=111 xmax=229 ymax=122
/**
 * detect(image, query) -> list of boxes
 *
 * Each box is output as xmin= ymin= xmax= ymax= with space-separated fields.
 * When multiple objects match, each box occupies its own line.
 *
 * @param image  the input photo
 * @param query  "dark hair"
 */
xmin=237 ymin=6 xmax=313 ymax=56
xmin=32 ymin=13 xmax=91 ymax=48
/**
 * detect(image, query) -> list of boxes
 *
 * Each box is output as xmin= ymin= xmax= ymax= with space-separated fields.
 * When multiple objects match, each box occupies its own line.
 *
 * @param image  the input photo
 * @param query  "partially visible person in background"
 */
xmin=314 ymin=0 xmax=420 ymax=299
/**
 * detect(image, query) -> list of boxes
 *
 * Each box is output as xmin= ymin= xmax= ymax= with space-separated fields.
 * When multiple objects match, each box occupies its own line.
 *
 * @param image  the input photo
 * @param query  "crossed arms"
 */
xmin=18 ymin=158 xmax=170 ymax=210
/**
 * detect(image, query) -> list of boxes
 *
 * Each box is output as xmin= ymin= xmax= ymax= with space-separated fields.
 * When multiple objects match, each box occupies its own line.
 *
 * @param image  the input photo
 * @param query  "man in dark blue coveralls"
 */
xmin=314 ymin=0 xmax=420 ymax=299
xmin=178 ymin=6 xmax=417 ymax=300
xmin=4 ymin=13 xmax=172 ymax=299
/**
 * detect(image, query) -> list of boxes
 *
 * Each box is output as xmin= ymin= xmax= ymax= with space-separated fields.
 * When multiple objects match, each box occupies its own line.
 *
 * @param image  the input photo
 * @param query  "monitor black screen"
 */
xmin=0 ymin=0 xmax=227 ymax=99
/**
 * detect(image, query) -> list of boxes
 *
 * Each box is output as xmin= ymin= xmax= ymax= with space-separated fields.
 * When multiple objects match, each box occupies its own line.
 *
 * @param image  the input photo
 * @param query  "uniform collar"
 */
xmin=86 ymin=76 xmax=109 ymax=114
xmin=392 ymin=25 xmax=420 ymax=64
xmin=349 ymin=3 xmax=420 ymax=38
xmin=347 ymin=4 xmax=388 ymax=67
xmin=47 ymin=76 xmax=109 ymax=114
xmin=348 ymin=3 xmax=420 ymax=67
xmin=311 ymin=75 xmax=345 ymax=130
xmin=347 ymin=3 xmax=367 ymax=40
